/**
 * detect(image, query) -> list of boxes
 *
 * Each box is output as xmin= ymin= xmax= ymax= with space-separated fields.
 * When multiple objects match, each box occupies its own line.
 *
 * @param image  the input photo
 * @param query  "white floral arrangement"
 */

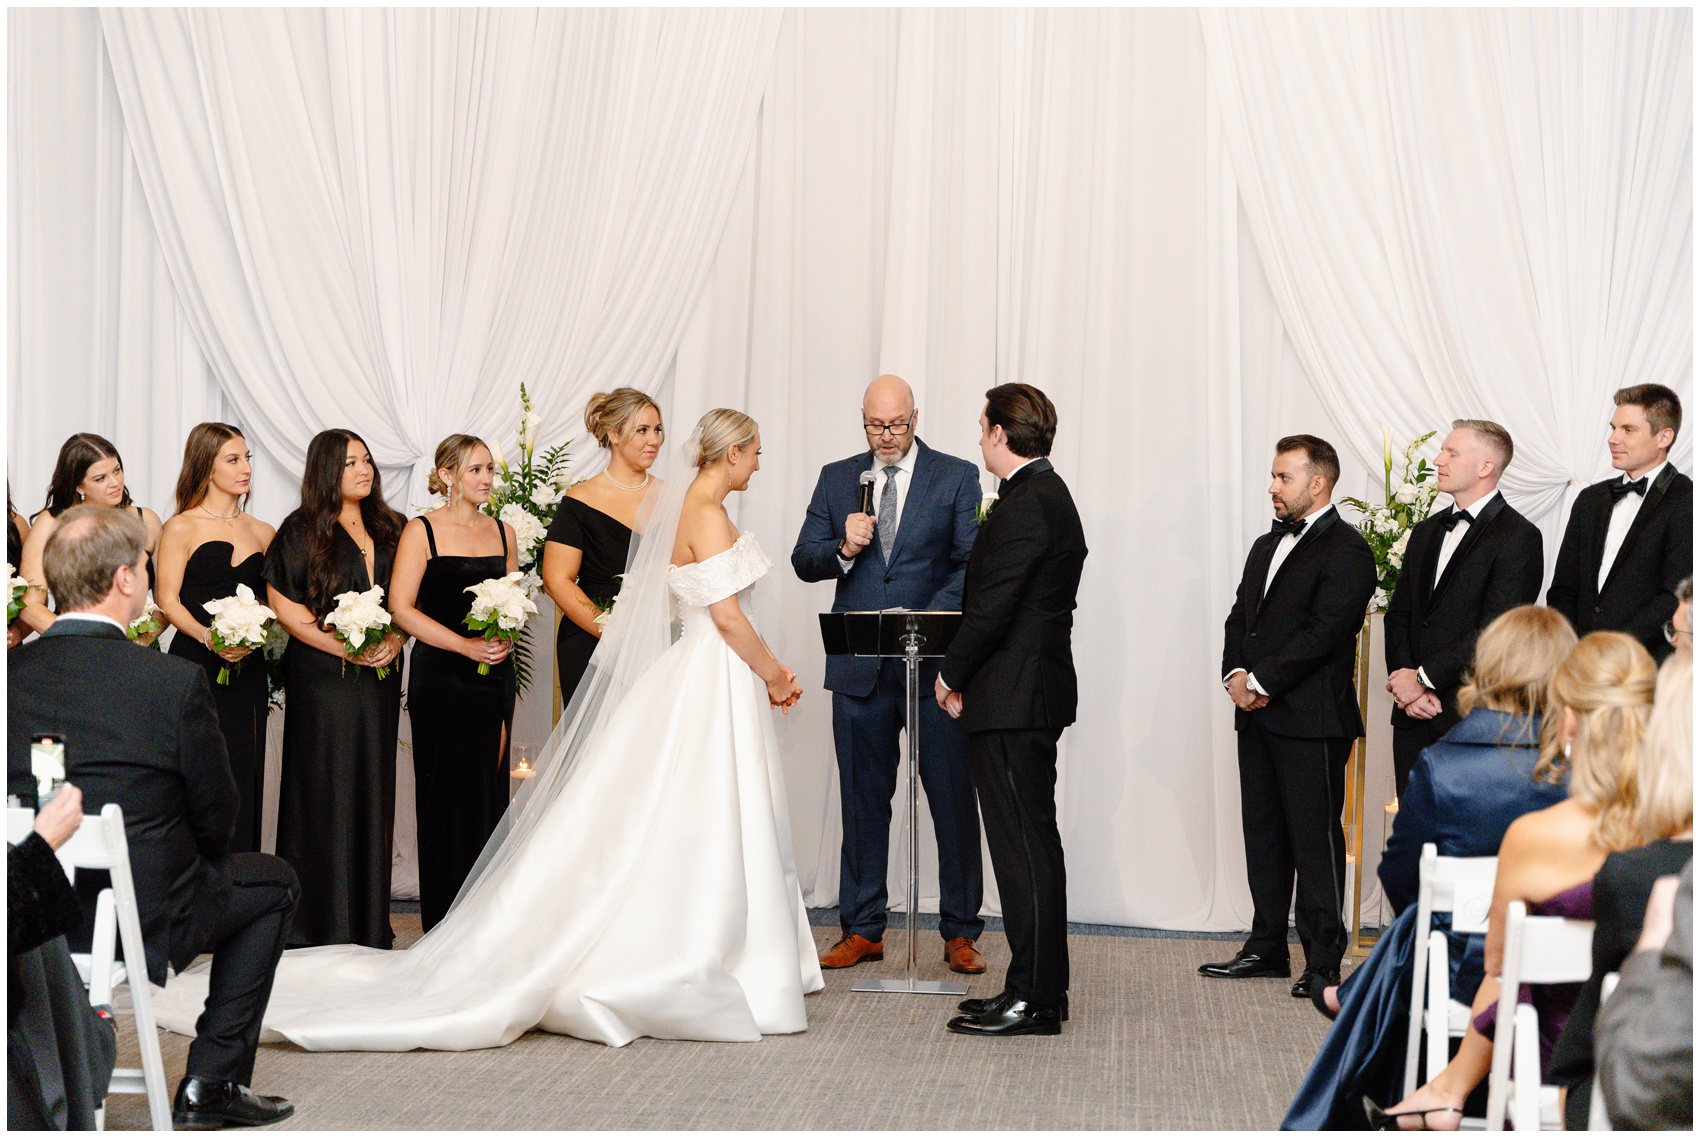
xmin=1341 ymin=426 xmax=1440 ymax=613
xmin=201 ymin=583 xmax=278 ymax=685
xmin=7 ymin=563 xmax=27 ymax=624
xmin=263 ymin=620 xmax=290 ymax=710
xmin=126 ymin=597 xmax=165 ymax=649
xmin=324 ymin=584 xmax=397 ymax=680
xmin=480 ymin=383 xmax=571 ymax=696
xmin=975 ymin=492 xmax=999 ymax=526
xmin=463 ymin=571 xmax=539 ymax=675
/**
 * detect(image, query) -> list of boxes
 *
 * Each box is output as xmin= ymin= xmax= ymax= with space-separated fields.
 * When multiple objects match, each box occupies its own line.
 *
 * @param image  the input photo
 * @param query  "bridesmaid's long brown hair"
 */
xmin=174 ymin=422 xmax=248 ymax=516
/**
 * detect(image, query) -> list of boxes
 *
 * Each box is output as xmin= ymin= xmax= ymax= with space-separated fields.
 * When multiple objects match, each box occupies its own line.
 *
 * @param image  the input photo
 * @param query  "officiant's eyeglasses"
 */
xmin=863 ymin=414 xmax=915 ymax=438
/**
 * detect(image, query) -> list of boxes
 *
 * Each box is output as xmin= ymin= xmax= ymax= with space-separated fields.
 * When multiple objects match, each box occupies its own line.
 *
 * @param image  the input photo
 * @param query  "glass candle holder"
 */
xmin=510 ymin=743 xmax=537 ymax=780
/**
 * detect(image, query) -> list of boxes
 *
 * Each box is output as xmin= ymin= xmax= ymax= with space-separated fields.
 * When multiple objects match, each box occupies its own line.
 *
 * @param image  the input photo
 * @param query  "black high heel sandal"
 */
xmin=1364 ymin=1098 xmax=1463 ymax=1130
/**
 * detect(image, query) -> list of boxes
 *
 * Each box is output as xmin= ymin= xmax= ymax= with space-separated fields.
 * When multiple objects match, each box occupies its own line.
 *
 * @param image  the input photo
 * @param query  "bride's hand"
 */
xmin=767 ymin=666 xmax=802 ymax=713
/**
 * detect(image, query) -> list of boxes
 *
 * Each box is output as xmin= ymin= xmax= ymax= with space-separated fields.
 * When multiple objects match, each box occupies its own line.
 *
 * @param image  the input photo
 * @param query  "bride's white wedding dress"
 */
xmin=151 ymin=532 xmax=823 ymax=1049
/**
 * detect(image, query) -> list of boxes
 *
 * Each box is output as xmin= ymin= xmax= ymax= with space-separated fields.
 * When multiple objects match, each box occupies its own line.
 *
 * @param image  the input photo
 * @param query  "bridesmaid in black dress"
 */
xmin=265 ymin=429 xmax=407 ymax=949
xmin=390 ymin=435 xmax=519 ymax=931
xmin=8 ymin=485 xmax=29 ymax=648
xmin=542 ymin=389 xmax=663 ymax=709
xmin=156 ymin=423 xmax=276 ymax=852
xmin=18 ymin=434 xmax=163 ymax=639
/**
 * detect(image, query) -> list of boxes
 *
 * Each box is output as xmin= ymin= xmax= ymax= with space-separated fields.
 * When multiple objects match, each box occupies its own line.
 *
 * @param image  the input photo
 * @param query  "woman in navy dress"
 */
xmin=390 ymin=435 xmax=518 ymax=932
xmin=265 ymin=429 xmax=407 ymax=949
xmin=156 ymin=423 xmax=275 ymax=852
xmin=541 ymin=389 xmax=662 ymax=710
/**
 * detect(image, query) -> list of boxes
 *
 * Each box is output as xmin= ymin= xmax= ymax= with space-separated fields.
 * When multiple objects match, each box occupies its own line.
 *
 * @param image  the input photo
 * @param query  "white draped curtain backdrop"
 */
xmin=10 ymin=8 xmax=1690 ymax=930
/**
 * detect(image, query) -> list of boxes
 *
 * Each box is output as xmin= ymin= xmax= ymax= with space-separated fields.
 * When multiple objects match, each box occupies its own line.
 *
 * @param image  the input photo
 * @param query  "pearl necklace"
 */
xmin=603 ymin=470 xmax=651 ymax=492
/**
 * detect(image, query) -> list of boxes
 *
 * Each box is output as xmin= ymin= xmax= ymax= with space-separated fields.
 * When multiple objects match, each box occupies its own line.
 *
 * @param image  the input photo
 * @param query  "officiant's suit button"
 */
xmin=1248 ymin=631 xmax=1257 ymax=638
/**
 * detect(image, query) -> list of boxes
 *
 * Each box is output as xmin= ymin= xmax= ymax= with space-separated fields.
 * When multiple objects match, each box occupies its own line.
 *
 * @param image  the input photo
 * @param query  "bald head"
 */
xmin=42 ymin=502 xmax=149 ymax=619
xmin=863 ymin=374 xmax=917 ymax=463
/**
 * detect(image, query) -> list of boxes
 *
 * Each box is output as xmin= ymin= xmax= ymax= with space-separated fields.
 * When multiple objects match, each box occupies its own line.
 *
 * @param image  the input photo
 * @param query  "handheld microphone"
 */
xmin=858 ymin=469 xmax=877 ymax=516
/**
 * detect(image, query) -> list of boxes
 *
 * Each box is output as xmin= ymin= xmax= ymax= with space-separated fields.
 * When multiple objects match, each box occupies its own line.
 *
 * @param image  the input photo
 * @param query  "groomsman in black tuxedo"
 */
xmin=936 ymin=384 xmax=1086 ymax=1038
xmin=1203 ymin=436 xmax=1377 ymax=1001
xmin=1384 ymin=420 xmax=1543 ymax=792
xmin=7 ymin=506 xmax=299 ymax=1129
xmin=1548 ymin=384 xmax=1693 ymax=662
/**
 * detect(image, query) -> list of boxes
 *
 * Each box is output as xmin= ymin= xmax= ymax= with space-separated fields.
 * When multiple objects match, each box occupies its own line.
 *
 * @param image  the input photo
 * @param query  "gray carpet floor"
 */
xmin=106 ymin=916 xmax=1331 ymax=1130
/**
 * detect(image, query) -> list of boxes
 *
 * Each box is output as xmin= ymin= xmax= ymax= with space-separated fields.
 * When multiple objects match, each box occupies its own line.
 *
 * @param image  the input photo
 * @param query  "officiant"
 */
xmin=792 ymin=375 xmax=989 ymax=975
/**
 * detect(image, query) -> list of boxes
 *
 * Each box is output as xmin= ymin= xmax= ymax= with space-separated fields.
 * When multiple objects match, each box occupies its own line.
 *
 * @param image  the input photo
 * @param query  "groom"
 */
xmin=936 ymin=384 xmax=1087 ymax=1038
xmin=793 ymin=374 xmax=989 ymax=975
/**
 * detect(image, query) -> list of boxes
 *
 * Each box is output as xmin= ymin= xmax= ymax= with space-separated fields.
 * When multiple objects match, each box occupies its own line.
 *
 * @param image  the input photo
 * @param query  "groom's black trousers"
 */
xmin=187 ymin=853 xmax=299 ymax=1086
xmin=1236 ymin=723 xmax=1352 ymax=973
xmin=968 ymin=727 xmax=1068 ymax=1006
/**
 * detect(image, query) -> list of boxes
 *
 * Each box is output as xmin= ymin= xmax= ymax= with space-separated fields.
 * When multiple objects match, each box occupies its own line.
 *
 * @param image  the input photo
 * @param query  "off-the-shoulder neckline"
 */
xmin=668 ymin=531 xmax=756 ymax=574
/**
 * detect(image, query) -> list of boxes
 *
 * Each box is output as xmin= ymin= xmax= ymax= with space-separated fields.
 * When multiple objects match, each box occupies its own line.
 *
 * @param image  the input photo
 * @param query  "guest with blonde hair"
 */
xmin=1372 ymin=631 xmax=1661 ymax=1130
xmin=542 ymin=388 xmax=664 ymax=707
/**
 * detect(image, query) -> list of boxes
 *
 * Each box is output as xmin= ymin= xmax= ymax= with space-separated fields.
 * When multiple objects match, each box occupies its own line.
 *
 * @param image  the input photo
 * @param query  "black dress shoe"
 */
xmin=957 ymin=990 xmax=1070 ymax=1022
xmin=947 ymin=998 xmax=1063 ymax=1037
xmin=173 ymin=1077 xmax=295 ymax=1130
xmin=1291 ymin=967 xmax=1341 ymax=1000
xmin=1197 ymin=951 xmax=1290 ymax=979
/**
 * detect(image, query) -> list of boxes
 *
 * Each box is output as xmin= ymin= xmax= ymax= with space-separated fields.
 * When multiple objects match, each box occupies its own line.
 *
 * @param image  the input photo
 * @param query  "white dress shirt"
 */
xmin=1416 ymin=489 xmax=1499 ymax=691
xmin=1227 ymin=503 xmax=1336 ymax=697
xmin=52 ymin=612 xmax=126 ymax=633
xmin=1599 ymin=461 xmax=1667 ymax=590
xmin=839 ymin=442 xmax=921 ymax=574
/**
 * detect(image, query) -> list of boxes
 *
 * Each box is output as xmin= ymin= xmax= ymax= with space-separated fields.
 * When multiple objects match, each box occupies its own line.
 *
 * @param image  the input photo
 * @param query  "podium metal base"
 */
xmin=850 ymin=978 xmax=969 ymax=995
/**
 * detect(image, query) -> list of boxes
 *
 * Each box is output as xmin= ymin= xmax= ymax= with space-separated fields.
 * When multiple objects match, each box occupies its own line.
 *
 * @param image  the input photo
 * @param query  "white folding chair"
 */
xmin=1403 ymin=844 xmax=1499 ymax=1097
xmin=11 ymin=803 xmax=174 ymax=1130
xmin=1485 ymin=900 xmax=1594 ymax=1131
xmin=1586 ymin=972 xmax=1619 ymax=1131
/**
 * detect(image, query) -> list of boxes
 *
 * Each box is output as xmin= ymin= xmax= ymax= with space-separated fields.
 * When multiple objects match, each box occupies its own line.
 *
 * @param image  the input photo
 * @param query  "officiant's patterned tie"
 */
xmin=878 ymin=465 xmax=899 ymax=563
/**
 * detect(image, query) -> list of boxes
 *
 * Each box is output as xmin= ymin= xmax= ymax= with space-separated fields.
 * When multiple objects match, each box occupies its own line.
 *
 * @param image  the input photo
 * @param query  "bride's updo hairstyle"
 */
xmin=427 ymin=434 xmax=487 ymax=496
xmin=692 ymin=409 xmax=759 ymax=469
xmin=585 ymin=388 xmax=662 ymax=449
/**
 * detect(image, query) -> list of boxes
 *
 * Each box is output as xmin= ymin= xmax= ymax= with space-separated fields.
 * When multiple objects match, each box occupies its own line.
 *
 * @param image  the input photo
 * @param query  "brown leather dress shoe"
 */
xmin=819 ymin=933 xmax=884 ymax=969
xmin=945 ymin=937 xmax=987 ymax=974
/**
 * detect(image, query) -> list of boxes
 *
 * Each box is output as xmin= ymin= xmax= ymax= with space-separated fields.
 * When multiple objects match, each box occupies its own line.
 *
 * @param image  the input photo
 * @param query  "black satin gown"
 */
xmin=407 ymin=515 xmax=515 ymax=931
xmin=166 ymin=541 xmax=269 ymax=852
xmin=264 ymin=515 xmax=402 ymax=949
xmin=545 ymin=497 xmax=632 ymax=707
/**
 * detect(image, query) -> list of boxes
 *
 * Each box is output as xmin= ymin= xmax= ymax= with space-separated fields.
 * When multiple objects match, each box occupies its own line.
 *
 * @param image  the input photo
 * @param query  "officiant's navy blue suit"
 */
xmin=792 ymin=438 xmax=986 ymax=944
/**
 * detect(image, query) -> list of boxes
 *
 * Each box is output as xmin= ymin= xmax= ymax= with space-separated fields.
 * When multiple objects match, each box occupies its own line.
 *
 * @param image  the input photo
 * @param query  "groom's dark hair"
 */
xmin=1275 ymin=434 xmax=1341 ymax=489
xmin=985 ymin=383 xmax=1057 ymax=458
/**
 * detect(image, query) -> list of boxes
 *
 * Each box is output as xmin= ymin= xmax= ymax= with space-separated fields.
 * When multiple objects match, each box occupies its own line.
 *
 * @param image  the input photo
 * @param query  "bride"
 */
xmin=152 ymin=408 xmax=824 ymax=1050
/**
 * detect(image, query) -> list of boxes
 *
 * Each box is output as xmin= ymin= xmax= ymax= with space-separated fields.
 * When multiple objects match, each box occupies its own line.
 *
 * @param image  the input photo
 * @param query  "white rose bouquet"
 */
xmin=201 ymin=583 xmax=278 ymax=685
xmin=463 ymin=571 xmax=539 ymax=675
xmin=127 ymin=597 xmax=165 ymax=649
xmin=7 ymin=563 xmax=28 ymax=624
xmin=324 ymin=584 xmax=397 ymax=680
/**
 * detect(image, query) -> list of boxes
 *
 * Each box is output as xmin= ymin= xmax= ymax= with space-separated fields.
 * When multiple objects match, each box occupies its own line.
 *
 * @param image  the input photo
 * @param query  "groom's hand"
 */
xmin=934 ymin=673 xmax=952 ymax=710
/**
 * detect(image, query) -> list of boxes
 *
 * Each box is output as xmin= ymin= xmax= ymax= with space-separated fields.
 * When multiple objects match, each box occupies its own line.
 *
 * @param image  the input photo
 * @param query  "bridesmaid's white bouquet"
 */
xmin=202 ymin=584 xmax=278 ymax=685
xmin=126 ymin=597 xmax=165 ymax=649
xmin=6 ymin=563 xmax=27 ymax=623
xmin=463 ymin=572 xmax=538 ymax=675
xmin=325 ymin=584 xmax=397 ymax=680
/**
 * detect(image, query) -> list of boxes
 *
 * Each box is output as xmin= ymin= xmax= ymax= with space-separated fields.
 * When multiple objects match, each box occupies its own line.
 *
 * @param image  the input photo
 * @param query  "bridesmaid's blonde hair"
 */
xmin=427 ymin=434 xmax=489 ymax=497
xmin=692 ymin=409 xmax=758 ymax=469
xmin=584 ymin=388 xmax=662 ymax=449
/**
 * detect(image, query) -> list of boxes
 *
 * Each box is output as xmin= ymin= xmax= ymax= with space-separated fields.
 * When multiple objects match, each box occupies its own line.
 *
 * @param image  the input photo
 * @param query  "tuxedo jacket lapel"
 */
xmin=1602 ymin=465 xmax=1676 ymax=597
xmin=1427 ymin=495 xmax=1507 ymax=612
xmin=1259 ymin=509 xmax=1338 ymax=615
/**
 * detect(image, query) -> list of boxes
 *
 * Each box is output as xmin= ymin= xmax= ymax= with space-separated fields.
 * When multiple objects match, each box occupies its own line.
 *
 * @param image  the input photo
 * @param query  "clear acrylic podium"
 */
xmin=819 ymin=610 xmax=969 ymax=996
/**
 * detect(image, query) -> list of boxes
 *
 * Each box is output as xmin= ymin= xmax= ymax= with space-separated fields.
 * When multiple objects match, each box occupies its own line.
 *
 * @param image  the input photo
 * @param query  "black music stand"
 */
xmin=818 ymin=610 xmax=967 ymax=996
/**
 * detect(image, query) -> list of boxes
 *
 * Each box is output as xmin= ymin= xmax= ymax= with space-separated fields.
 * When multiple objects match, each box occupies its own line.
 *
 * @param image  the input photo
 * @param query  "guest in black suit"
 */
xmin=1203 ymin=435 xmax=1377 ymax=1000
xmin=1548 ymin=384 xmax=1692 ymax=662
xmin=936 ymin=384 xmax=1086 ymax=1038
xmin=6 ymin=505 xmax=297 ymax=1129
xmin=1384 ymin=420 xmax=1544 ymax=792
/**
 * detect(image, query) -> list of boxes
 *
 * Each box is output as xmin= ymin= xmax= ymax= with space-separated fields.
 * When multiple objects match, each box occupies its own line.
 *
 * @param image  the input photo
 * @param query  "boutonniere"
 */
xmin=975 ymin=493 xmax=999 ymax=526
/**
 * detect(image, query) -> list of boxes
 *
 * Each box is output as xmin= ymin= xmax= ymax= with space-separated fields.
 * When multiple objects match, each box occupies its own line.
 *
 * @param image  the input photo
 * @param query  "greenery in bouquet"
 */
xmin=263 ymin=620 xmax=290 ymax=711
xmin=7 ymin=563 xmax=28 ymax=624
xmin=480 ymin=383 xmax=571 ymax=697
xmin=1340 ymin=426 xmax=1440 ymax=613
xmin=126 ymin=598 xmax=166 ymax=649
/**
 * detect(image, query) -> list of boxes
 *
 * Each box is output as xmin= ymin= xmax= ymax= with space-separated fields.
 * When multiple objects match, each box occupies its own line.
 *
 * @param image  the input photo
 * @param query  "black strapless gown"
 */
xmin=167 ymin=541 xmax=270 ymax=852
xmin=544 ymin=497 xmax=633 ymax=709
xmin=408 ymin=516 xmax=516 ymax=932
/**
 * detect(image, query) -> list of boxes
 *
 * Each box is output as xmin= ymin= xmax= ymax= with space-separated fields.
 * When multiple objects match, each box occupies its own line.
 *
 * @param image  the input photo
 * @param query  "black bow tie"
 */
xmin=1439 ymin=509 xmax=1473 ymax=533
xmin=1271 ymin=517 xmax=1306 ymax=539
xmin=1609 ymin=476 xmax=1649 ymax=502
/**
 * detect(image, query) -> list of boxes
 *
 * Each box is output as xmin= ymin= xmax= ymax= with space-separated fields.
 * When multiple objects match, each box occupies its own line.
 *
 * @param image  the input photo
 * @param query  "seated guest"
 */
xmin=1595 ymin=861 xmax=1693 ymax=1129
xmin=1371 ymin=631 xmax=1657 ymax=1130
xmin=1668 ymin=575 xmax=1692 ymax=659
xmin=1282 ymin=605 xmax=1574 ymax=1129
xmin=9 ymin=784 xmax=115 ymax=1130
xmin=6 ymin=505 xmax=299 ymax=1129
xmin=1550 ymin=653 xmax=1692 ymax=1128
